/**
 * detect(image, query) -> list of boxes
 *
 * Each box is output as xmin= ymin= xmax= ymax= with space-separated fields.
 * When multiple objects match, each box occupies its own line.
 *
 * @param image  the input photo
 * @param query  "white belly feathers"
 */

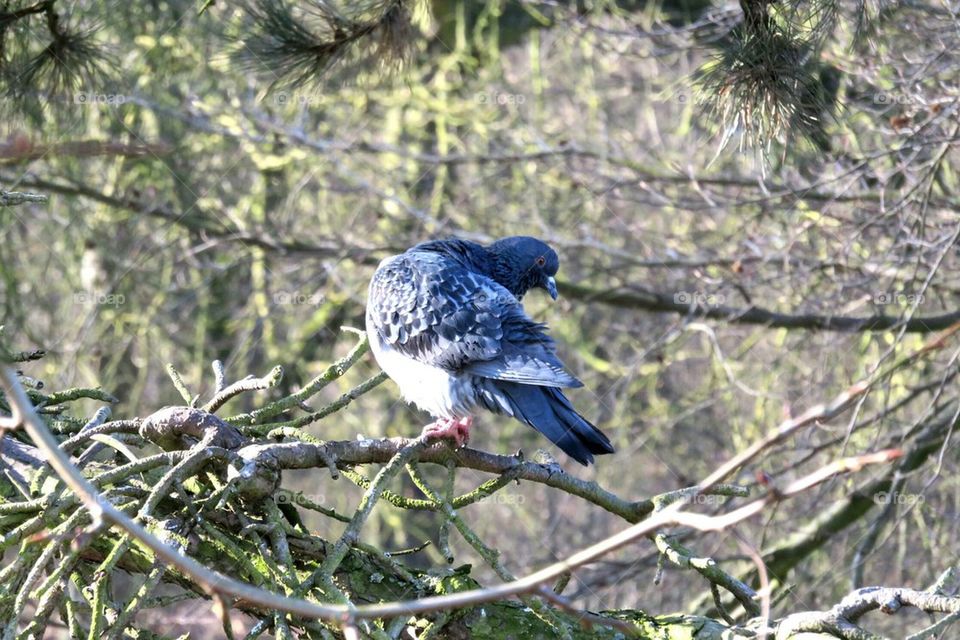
xmin=366 ymin=314 xmax=476 ymax=419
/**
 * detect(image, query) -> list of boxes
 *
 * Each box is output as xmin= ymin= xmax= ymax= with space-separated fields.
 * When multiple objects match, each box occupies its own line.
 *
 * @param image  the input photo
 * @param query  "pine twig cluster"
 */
xmin=233 ymin=0 xmax=419 ymax=90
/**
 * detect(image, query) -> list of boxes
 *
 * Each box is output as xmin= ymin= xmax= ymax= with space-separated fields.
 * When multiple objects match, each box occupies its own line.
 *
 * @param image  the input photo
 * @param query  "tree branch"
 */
xmin=0 ymin=363 xmax=908 ymax=628
xmin=561 ymin=282 xmax=960 ymax=334
xmin=778 ymin=585 xmax=960 ymax=639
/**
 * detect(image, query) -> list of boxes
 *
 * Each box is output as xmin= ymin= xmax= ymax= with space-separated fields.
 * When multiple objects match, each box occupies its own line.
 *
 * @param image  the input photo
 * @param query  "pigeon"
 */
xmin=365 ymin=236 xmax=614 ymax=465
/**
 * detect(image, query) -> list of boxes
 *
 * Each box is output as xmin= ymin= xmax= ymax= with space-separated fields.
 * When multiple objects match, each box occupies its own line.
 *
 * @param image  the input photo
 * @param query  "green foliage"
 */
xmin=234 ymin=0 xmax=418 ymax=90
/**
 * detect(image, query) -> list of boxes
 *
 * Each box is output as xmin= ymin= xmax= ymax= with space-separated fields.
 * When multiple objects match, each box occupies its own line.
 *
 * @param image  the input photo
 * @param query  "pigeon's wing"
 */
xmin=463 ymin=315 xmax=583 ymax=388
xmin=367 ymin=251 xmax=502 ymax=370
xmin=367 ymin=251 xmax=581 ymax=387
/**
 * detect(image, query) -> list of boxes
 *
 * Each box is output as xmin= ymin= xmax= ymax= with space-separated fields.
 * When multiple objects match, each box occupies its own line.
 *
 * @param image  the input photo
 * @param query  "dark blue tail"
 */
xmin=477 ymin=380 xmax=614 ymax=465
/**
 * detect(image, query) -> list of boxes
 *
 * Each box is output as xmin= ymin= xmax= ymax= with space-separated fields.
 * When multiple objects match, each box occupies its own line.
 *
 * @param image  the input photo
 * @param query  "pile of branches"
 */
xmin=1 ymin=326 xmax=960 ymax=639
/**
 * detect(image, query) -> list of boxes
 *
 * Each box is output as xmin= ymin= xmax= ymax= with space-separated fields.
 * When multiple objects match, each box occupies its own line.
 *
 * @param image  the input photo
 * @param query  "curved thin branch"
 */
xmin=204 ymin=365 xmax=283 ymax=413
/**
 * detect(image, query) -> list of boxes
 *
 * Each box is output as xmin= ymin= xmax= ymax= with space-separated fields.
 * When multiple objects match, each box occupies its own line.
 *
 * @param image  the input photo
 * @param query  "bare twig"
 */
xmin=227 ymin=330 xmax=373 ymax=426
xmin=697 ymin=322 xmax=960 ymax=491
xmin=204 ymin=366 xmax=283 ymax=413
xmin=654 ymin=533 xmax=760 ymax=617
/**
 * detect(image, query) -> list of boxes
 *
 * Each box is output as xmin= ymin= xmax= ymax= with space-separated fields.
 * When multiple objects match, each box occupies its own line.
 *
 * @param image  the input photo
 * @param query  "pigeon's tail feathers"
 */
xmin=479 ymin=381 xmax=614 ymax=465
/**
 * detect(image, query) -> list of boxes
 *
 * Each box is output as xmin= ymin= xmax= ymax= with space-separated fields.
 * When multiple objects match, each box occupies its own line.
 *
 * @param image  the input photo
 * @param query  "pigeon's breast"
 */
xmin=366 ymin=317 xmax=477 ymax=419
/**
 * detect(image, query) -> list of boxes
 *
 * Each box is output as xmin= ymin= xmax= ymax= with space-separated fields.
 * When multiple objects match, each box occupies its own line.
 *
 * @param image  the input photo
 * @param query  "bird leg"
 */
xmin=423 ymin=416 xmax=473 ymax=448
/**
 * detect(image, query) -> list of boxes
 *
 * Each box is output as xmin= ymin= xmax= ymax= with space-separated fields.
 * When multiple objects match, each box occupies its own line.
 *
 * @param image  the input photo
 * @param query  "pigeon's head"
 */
xmin=487 ymin=236 xmax=560 ymax=300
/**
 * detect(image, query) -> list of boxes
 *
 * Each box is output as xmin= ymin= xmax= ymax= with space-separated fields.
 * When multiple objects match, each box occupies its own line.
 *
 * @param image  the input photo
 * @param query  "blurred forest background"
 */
xmin=1 ymin=0 xmax=959 ymax=638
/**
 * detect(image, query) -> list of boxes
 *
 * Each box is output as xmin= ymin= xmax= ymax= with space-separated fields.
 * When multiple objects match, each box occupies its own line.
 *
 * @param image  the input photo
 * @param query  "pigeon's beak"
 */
xmin=545 ymin=276 xmax=558 ymax=300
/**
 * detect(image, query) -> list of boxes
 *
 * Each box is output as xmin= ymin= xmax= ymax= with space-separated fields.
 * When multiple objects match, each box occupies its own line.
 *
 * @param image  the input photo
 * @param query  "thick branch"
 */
xmin=233 ymin=438 xmax=677 ymax=522
xmin=778 ymin=586 xmax=960 ymax=639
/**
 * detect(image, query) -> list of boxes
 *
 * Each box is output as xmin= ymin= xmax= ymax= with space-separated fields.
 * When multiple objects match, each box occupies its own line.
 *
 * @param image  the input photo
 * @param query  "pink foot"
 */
xmin=423 ymin=416 xmax=473 ymax=448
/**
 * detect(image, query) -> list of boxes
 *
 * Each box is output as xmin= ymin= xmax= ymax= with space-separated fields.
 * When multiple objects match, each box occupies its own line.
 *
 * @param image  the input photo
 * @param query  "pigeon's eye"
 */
xmin=535 ymin=256 xmax=546 ymax=267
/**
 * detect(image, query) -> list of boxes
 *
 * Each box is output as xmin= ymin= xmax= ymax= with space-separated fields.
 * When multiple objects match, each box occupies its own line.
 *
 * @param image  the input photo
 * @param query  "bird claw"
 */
xmin=423 ymin=416 xmax=473 ymax=448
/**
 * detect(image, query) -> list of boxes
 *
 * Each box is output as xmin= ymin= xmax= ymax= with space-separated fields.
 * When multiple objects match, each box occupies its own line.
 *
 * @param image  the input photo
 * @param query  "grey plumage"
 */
xmin=366 ymin=237 xmax=614 ymax=465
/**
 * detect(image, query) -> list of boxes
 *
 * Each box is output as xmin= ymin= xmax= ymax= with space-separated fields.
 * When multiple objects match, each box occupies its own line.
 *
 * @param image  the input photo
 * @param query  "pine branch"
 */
xmin=234 ymin=0 xmax=416 ymax=90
